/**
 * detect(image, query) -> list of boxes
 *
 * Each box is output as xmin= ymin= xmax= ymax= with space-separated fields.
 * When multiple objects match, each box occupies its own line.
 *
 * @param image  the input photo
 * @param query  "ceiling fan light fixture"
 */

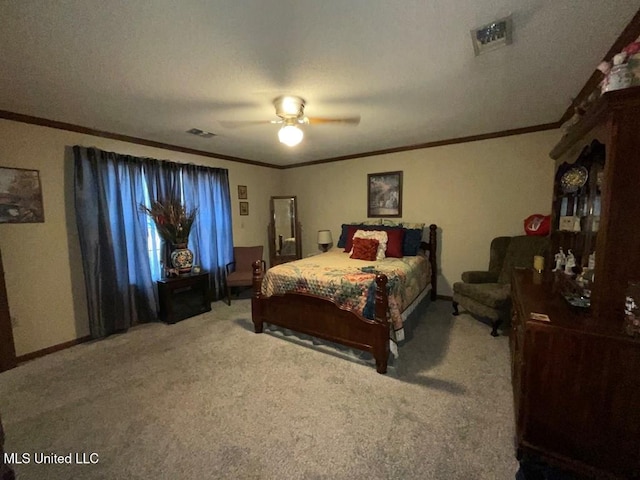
xmin=274 ymin=95 xmax=305 ymax=118
xmin=278 ymin=125 xmax=304 ymax=147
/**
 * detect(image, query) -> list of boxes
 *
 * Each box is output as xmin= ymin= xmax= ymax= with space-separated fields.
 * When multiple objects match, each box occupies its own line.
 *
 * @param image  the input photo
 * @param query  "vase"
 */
xmin=170 ymin=243 xmax=193 ymax=274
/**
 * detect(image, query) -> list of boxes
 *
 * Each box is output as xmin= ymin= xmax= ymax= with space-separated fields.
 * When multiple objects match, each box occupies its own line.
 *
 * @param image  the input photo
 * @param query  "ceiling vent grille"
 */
xmin=471 ymin=16 xmax=512 ymax=56
xmin=187 ymin=128 xmax=216 ymax=138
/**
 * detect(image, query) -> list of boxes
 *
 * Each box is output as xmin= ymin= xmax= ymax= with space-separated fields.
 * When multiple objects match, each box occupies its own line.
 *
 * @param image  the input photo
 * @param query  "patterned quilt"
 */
xmin=261 ymin=248 xmax=431 ymax=330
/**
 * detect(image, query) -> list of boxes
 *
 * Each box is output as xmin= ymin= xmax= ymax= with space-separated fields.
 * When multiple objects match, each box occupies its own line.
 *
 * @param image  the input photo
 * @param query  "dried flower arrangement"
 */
xmin=139 ymin=199 xmax=198 ymax=245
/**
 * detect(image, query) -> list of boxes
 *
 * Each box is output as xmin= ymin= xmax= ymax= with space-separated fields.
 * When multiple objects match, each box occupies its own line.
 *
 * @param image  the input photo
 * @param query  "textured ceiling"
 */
xmin=1 ymin=1 xmax=638 ymax=166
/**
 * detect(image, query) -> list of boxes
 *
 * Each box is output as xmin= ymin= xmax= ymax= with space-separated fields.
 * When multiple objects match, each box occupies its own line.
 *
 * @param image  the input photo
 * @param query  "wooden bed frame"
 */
xmin=251 ymin=224 xmax=438 ymax=374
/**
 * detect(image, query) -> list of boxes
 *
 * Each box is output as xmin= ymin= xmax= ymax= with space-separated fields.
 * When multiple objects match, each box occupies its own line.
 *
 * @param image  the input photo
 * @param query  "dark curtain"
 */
xmin=73 ymin=146 xmax=157 ymax=337
xmin=142 ymin=159 xmax=181 ymax=269
xmin=182 ymin=164 xmax=233 ymax=299
xmin=74 ymin=146 xmax=233 ymax=338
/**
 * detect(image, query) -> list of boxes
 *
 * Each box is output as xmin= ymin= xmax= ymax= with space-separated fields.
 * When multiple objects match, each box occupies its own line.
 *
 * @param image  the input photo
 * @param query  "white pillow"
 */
xmin=351 ymin=229 xmax=388 ymax=261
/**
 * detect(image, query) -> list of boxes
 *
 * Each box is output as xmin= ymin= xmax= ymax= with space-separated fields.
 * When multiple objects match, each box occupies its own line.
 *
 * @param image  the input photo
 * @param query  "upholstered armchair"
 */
xmin=225 ymin=246 xmax=265 ymax=305
xmin=452 ymin=235 xmax=549 ymax=336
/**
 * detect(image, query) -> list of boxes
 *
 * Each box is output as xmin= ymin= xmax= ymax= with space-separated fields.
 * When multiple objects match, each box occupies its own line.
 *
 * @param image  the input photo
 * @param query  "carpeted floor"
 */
xmin=0 ymin=299 xmax=519 ymax=479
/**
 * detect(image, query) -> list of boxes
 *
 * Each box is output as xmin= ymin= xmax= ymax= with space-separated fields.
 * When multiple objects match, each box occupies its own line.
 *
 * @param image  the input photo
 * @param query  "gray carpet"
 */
xmin=0 ymin=299 xmax=519 ymax=479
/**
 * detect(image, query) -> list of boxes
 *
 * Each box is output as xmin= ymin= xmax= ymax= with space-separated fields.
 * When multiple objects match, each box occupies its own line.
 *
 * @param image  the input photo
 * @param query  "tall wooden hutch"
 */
xmin=510 ymin=87 xmax=640 ymax=479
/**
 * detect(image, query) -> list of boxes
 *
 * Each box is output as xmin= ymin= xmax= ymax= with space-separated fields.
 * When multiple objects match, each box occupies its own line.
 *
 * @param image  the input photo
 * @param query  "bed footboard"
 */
xmin=252 ymin=261 xmax=391 ymax=373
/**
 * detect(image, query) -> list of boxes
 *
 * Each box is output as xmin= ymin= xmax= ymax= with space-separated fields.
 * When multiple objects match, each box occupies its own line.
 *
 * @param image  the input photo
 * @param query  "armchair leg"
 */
xmin=226 ymin=285 xmax=231 ymax=306
xmin=490 ymin=320 xmax=502 ymax=337
xmin=452 ymin=301 xmax=459 ymax=316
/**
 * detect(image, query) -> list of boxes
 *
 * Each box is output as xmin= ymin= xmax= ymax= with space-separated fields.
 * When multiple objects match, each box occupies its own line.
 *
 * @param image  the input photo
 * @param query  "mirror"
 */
xmin=268 ymin=196 xmax=302 ymax=266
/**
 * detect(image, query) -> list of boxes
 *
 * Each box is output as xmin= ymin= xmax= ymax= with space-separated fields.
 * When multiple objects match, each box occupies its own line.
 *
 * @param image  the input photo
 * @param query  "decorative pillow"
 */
xmin=338 ymin=222 xmax=381 ymax=248
xmin=343 ymin=225 xmax=363 ymax=252
xmin=384 ymin=228 xmax=405 ymax=258
xmin=380 ymin=219 xmax=402 ymax=227
xmin=402 ymin=228 xmax=423 ymax=256
xmin=344 ymin=225 xmax=406 ymax=254
xmin=337 ymin=224 xmax=355 ymax=248
xmin=360 ymin=219 xmax=382 ymax=225
xmin=351 ymin=229 xmax=388 ymax=261
xmin=350 ymin=237 xmax=379 ymax=261
xmin=402 ymin=222 xmax=425 ymax=230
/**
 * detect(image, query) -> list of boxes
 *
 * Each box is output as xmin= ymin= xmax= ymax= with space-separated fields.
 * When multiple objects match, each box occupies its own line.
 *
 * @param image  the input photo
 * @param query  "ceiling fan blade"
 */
xmin=219 ymin=120 xmax=274 ymax=129
xmin=305 ymin=115 xmax=360 ymax=126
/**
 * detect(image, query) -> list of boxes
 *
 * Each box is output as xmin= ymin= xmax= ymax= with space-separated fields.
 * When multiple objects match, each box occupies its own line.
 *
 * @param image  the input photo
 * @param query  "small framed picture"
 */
xmin=367 ymin=171 xmax=403 ymax=218
xmin=0 ymin=166 xmax=45 ymax=223
xmin=238 ymin=185 xmax=247 ymax=199
xmin=239 ymin=201 xmax=249 ymax=216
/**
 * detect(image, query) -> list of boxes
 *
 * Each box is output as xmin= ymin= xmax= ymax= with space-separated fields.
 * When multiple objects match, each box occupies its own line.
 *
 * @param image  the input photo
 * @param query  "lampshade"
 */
xmin=317 ymin=230 xmax=333 ymax=245
xmin=278 ymin=125 xmax=304 ymax=147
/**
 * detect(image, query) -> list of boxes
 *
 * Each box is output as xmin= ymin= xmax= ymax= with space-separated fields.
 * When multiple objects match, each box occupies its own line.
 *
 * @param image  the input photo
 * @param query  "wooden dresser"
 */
xmin=511 ymin=269 xmax=640 ymax=479
xmin=511 ymin=87 xmax=640 ymax=479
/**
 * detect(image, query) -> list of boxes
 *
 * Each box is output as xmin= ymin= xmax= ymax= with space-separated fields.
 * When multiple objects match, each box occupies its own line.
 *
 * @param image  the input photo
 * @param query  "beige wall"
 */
xmin=0 ymin=118 xmax=560 ymax=357
xmin=0 ymin=119 xmax=281 ymax=356
xmin=282 ymin=130 xmax=560 ymax=296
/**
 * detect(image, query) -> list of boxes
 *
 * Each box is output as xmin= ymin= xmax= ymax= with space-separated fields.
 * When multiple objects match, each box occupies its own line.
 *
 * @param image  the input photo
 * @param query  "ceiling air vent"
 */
xmin=471 ymin=16 xmax=512 ymax=56
xmin=187 ymin=128 xmax=216 ymax=139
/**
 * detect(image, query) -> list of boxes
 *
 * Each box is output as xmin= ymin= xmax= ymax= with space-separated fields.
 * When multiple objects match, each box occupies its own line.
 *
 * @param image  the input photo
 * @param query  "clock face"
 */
xmin=560 ymin=166 xmax=588 ymax=193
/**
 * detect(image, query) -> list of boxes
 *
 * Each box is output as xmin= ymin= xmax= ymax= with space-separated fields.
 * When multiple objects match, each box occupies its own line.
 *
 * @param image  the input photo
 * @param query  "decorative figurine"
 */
xmin=564 ymin=249 xmax=576 ymax=275
xmin=608 ymin=53 xmax=633 ymax=92
xmin=588 ymin=251 xmax=596 ymax=270
xmin=625 ymin=282 xmax=640 ymax=338
xmin=554 ymin=247 xmax=566 ymax=271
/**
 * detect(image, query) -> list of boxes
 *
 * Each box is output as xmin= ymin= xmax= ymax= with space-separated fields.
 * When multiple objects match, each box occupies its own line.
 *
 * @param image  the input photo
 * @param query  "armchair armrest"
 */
xmin=225 ymin=261 xmax=236 ymax=276
xmin=461 ymin=270 xmax=499 ymax=284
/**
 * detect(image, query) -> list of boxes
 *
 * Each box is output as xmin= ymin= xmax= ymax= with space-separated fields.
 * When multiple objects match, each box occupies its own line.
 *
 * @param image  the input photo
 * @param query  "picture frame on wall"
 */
xmin=239 ymin=201 xmax=249 ymax=216
xmin=238 ymin=185 xmax=248 ymax=199
xmin=0 ymin=166 xmax=45 ymax=223
xmin=367 ymin=171 xmax=402 ymax=218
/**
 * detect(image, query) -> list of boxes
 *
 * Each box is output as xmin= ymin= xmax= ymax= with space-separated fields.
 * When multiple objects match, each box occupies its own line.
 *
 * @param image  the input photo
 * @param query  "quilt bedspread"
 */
xmin=261 ymin=248 xmax=430 ymax=330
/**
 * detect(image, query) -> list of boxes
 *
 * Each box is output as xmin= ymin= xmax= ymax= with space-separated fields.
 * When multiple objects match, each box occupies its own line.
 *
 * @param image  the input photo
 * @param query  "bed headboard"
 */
xmin=420 ymin=224 xmax=438 ymax=300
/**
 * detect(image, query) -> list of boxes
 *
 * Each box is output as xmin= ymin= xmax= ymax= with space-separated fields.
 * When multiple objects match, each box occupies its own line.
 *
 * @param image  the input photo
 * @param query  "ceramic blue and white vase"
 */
xmin=170 ymin=243 xmax=193 ymax=274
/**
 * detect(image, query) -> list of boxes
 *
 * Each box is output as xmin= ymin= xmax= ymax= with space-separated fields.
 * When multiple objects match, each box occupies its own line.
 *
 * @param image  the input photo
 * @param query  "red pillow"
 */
xmin=524 ymin=214 xmax=550 ymax=236
xmin=343 ymin=225 xmax=361 ymax=252
xmin=384 ymin=228 xmax=405 ymax=258
xmin=350 ymin=237 xmax=379 ymax=261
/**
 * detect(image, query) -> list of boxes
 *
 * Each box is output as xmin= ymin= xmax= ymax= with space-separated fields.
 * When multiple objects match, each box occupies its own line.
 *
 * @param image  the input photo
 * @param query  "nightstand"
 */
xmin=157 ymin=272 xmax=211 ymax=324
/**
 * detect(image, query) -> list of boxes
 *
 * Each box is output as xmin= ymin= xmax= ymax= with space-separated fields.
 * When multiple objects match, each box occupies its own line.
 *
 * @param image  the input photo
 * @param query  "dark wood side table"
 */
xmin=157 ymin=271 xmax=211 ymax=324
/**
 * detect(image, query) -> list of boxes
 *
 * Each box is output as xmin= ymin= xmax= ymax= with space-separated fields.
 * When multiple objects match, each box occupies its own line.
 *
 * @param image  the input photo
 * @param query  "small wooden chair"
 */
xmin=225 ymin=246 xmax=265 ymax=305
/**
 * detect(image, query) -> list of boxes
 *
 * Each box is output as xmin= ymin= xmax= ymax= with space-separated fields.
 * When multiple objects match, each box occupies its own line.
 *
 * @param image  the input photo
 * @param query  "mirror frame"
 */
xmin=268 ymin=196 xmax=302 ymax=267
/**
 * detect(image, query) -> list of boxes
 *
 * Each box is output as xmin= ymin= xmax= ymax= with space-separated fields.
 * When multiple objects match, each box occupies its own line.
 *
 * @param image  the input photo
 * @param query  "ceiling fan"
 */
xmin=219 ymin=95 xmax=360 ymax=147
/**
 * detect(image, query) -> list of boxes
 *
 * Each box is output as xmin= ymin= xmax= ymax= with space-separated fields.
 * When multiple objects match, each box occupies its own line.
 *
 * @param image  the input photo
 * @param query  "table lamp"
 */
xmin=317 ymin=230 xmax=333 ymax=252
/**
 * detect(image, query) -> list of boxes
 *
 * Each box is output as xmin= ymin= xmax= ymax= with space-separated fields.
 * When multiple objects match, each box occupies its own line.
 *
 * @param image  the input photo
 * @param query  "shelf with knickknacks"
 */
xmin=560 ymin=36 xmax=640 ymax=136
xmin=508 ymin=46 xmax=640 ymax=480
xmin=598 ymin=35 xmax=640 ymax=94
xmin=551 ymin=245 xmax=595 ymax=309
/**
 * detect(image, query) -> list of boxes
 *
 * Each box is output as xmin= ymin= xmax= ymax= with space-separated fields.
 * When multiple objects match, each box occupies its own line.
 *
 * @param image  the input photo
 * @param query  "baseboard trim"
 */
xmin=15 ymin=298 xmax=455 ymax=362
xmin=16 ymin=335 xmax=92 ymax=364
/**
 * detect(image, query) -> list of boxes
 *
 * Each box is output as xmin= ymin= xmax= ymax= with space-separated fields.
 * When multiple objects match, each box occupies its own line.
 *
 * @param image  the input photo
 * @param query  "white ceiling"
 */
xmin=1 ymin=1 xmax=638 ymax=167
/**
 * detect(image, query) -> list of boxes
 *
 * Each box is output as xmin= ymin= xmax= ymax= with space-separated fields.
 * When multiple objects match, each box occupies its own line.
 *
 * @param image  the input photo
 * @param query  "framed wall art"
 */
xmin=238 ymin=185 xmax=248 ymax=199
xmin=239 ymin=201 xmax=249 ymax=216
xmin=367 ymin=171 xmax=402 ymax=218
xmin=0 ymin=167 xmax=45 ymax=223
